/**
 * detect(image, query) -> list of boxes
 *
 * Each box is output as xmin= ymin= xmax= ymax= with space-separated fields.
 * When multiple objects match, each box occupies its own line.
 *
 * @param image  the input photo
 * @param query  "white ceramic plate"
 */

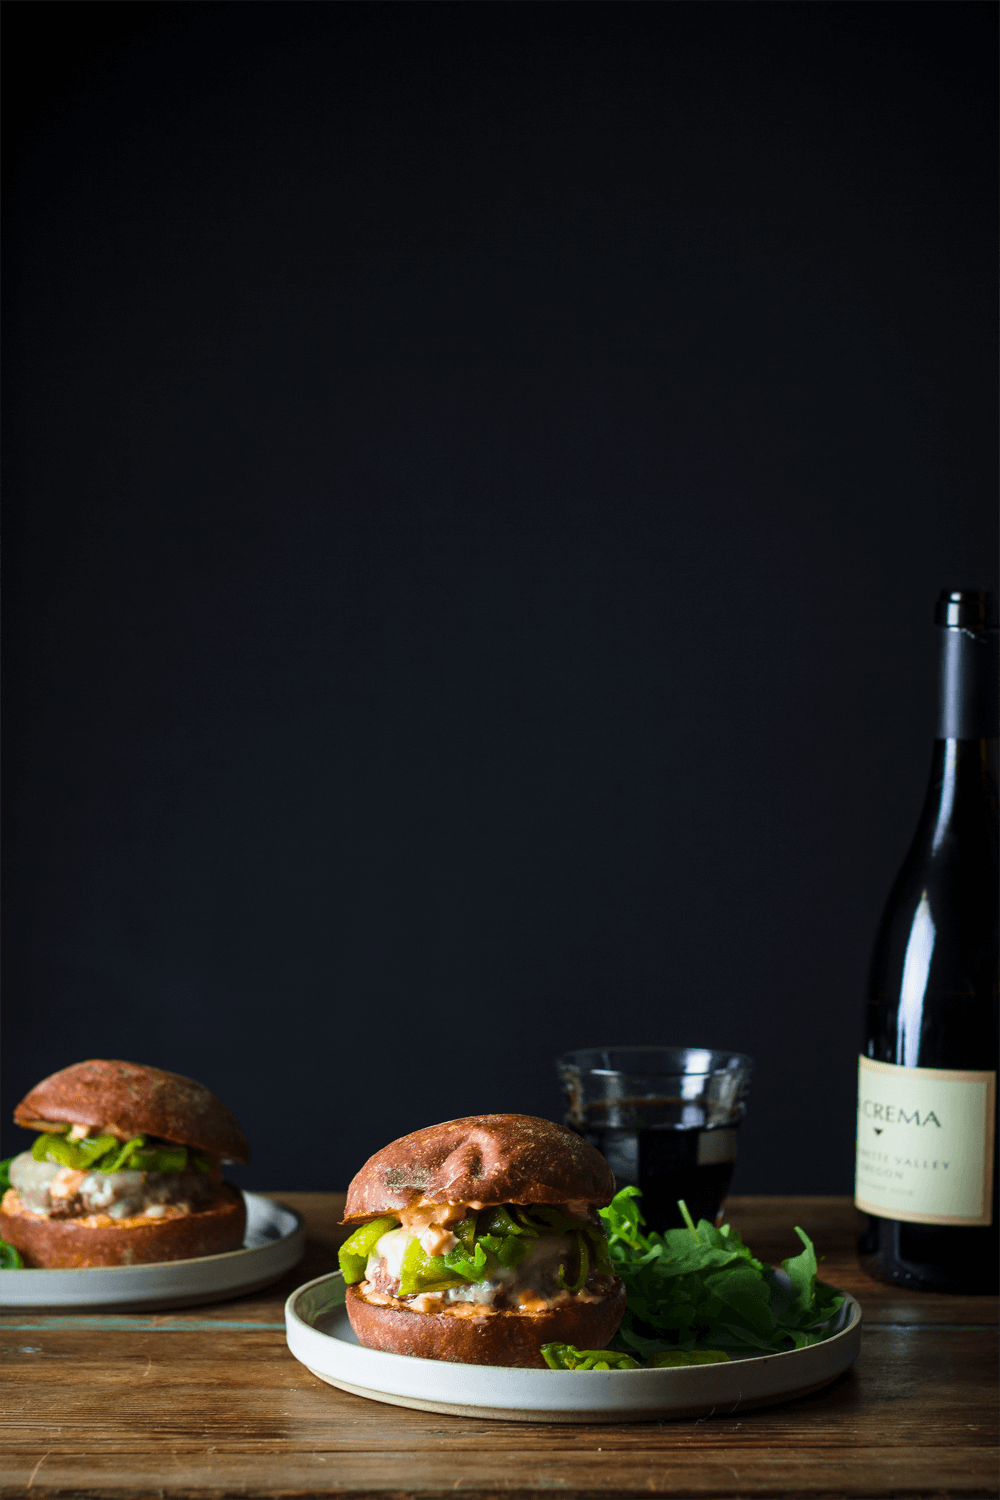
xmin=285 ymin=1272 xmax=862 ymax=1423
xmin=0 ymin=1192 xmax=304 ymax=1311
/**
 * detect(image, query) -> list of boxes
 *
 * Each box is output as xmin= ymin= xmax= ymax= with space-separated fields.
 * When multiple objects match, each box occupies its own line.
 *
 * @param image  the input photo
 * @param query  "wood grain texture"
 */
xmin=1 ymin=1448 xmax=997 ymax=1499
xmin=2 ymin=1194 xmax=997 ymax=1499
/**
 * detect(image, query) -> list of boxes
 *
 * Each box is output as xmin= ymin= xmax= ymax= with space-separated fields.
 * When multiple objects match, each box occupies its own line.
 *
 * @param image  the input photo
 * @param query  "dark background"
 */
xmin=3 ymin=2 xmax=996 ymax=1196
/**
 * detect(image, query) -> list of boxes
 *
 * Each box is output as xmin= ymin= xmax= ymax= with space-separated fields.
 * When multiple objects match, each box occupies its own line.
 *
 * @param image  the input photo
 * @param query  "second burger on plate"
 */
xmin=1 ymin=1059 xmax=249 ymax=1268
xmin=338 ymin=1114 xmax=626 ymax=1367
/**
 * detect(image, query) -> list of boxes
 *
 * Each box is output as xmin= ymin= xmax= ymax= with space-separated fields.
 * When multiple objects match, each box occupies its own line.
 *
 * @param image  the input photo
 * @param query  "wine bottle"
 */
xmin=857 ymin=587 xmax=999 ymax=1293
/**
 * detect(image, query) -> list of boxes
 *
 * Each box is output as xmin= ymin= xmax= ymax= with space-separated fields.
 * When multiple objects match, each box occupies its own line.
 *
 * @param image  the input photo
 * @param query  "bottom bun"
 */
xmin=346 ymin=1281 xmax=627 ymax=1369
xmin=0 ymin=1185 xmax=247 ymax=1268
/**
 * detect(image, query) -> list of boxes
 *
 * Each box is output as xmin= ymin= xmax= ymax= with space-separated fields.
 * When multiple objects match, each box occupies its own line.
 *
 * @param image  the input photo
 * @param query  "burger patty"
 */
xmin=7 ymin=1151 xmax=221 ymax=1221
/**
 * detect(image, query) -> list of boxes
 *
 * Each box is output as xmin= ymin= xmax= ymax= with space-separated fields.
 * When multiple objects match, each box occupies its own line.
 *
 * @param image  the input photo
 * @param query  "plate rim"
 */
xmin=2 ymin=1191 xmax=302 ymax=1277
xmin=286 ymin=1268 xmax=863 ymax=1379
xmin=0 ymin=1191 xmax=304 ymax=1300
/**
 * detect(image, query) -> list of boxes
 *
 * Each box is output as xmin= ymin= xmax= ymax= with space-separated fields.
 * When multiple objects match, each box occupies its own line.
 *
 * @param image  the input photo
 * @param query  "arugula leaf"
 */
xmin=649 ymin=1348 xmax=730 ymax=1367
xmin=0 ymin=1240 xmax=24 ymax=1270
xmin=477 ymin=1232 xmax=529 ymax=1271
xmin=452 ymin=1214 xmax=478 ymax=1250
xmin=0 ymin=1158 xmax=14 ymax=1195
xmin=598 ymin=1188 xmax=846 ymax=1359
xmin=477 ymin=1205 xmax=531 ymax=1238
xmin=443 ymin=1240 xmax=490 ymax=1281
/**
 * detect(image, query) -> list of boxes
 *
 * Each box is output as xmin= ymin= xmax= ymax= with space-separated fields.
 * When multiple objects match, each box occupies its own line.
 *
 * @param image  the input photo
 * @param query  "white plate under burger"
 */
xmin=285 ymin=1270 xmax=862 ymax=1423
xmin=0 ymin=1192 xmax=304 ymax=1311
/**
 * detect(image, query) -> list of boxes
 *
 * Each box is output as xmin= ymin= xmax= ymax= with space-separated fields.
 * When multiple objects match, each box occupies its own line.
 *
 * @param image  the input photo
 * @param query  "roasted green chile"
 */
xmin=397 ymin=1235 xmax=465 ymax=1295
xmin=338 ymin=1216 xmax=401 ymax=1284
xmin=31 ymin=1132 xmax=121 ymax=1171
xmin=29 ymin=1130 xmax=211 ymax=1177
xmin=540 ymin=1342 xmax=730 ymax=1370
xmin=338 ymin=1203 xmax=612 ymax=1293
xmin=541 ymin=1344 xmax=640 ymax=1370
xmin=557 ymin=1232 xmax=590 ymax=1293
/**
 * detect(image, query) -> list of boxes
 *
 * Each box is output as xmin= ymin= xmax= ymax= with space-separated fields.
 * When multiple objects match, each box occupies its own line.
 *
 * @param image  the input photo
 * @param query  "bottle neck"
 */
xmin=917 ymin=739 xmax=998 ymax=854
xmin=937 ymin=624 xmax=999 ymax=738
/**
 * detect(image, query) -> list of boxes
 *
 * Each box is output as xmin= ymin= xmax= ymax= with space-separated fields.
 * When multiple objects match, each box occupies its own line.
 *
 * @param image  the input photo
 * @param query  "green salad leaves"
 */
xmin=596 ymin=1186 xmax=845 ymax=1360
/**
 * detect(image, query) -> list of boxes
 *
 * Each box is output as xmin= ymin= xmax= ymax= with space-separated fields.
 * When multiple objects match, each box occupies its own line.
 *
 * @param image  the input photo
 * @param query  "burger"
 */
xmin=0 ymin=1059 xmax=249 ymax=1267
xmin=338 ymin=1114 xmax=626 ymax=1368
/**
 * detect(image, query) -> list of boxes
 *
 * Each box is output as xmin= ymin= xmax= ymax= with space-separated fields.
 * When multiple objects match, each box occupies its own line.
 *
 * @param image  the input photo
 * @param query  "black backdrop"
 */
xmin=3 ymin=2 xmax=996 ymax=1197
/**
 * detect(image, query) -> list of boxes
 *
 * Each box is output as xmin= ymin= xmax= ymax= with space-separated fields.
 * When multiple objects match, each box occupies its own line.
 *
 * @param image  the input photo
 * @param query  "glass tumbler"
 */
xmin=557 ymin=1045 xmax=753 ymax=1232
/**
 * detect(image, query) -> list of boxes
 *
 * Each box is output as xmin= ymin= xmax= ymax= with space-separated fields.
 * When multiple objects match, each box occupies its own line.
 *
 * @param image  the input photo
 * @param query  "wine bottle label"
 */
xmin=855 ymin=1056 xmax=996 ymax=1226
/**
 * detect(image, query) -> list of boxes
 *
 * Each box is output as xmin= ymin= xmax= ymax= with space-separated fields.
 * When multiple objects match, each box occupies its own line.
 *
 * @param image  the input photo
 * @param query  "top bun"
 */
xmin=343 ymin=1114 xmax=614 ymax=1223
xmin=12 ymin=1060 xmax=250 ymax=1164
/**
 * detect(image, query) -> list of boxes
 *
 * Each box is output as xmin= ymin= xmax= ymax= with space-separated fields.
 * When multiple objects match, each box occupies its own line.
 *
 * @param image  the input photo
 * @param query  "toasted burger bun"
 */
xmin=13 ymin=1059 xmax=249 ymax=1164
xmin=344 ymin=1114 xmax=615 ymax=1222
xmin=346 ymin=1282 xmax=627 ymax=1369
xmin=0 ymin=1185 xmax=247 ymax=1268
xmin=343 ymin=1115 xmax=625 ymax=1367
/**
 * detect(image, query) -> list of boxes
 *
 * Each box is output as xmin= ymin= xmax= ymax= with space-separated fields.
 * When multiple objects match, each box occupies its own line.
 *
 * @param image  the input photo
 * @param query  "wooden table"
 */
xmin=2 ymin=1195 xmax=996 ymax=1498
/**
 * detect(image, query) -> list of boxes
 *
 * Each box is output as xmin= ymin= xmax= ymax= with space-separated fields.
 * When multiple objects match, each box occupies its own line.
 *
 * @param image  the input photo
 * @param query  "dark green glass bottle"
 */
xmin=857 ymin=589 xmax=998 ymax=1293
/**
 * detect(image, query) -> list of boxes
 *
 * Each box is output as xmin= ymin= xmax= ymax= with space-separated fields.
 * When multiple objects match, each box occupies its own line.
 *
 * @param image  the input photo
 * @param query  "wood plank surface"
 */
xmin=2 ymin=1194 xmax=997 ymax=1499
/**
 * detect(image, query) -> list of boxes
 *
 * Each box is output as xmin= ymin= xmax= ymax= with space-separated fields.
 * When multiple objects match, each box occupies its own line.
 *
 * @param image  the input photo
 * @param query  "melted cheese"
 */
xmin=6 ymin=1150 xmax=217 ymax=1220
xmin=369 ymin=1226 xmax=410 ymax=1280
